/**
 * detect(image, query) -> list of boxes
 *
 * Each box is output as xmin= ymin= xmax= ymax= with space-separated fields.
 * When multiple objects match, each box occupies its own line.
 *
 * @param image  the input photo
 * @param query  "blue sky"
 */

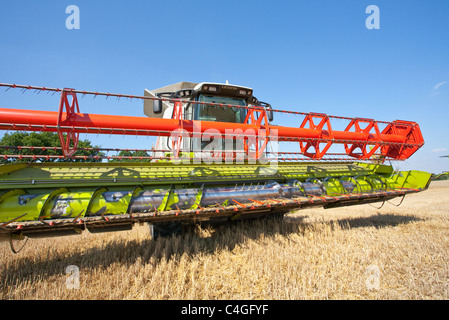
xmin=0 ymin=0 xmax=448 ymax=173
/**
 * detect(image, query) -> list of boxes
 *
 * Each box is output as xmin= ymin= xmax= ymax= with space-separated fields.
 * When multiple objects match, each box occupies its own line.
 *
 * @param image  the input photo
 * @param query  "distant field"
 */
xmin=1 ymin=181 xmax=448 ymax=300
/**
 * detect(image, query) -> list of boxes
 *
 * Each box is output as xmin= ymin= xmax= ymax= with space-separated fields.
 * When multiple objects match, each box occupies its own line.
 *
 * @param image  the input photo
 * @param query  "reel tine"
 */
xmin=1 ymin=213 xmax=28 ymax=227
xmin=72 ymin=210 xmax=85 ymax=223
xmin=10 ymin=236 xmax=29 ymax=254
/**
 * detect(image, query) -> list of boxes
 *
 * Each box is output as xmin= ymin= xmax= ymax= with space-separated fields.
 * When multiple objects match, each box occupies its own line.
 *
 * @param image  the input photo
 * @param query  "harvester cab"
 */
xmin=144 ymin=82 xmax=273 ymax=159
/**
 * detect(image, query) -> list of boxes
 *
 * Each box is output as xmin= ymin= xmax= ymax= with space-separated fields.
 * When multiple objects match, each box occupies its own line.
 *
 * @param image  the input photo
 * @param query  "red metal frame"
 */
xmin=243 ymin=106 xmax=271 ymax=159
xmin=57 ymin=89 xmax=80 ymax=157
xmin=171 ymin=100 xmax=184 ymax=158
xmin=344 ymin=118 xmax=382 ymax=160
xmin=0 ymin=85 xmax=425 ymax=162
xmin=298 ymin=113 xmax=333 ymax=159
xmin=380 ymin=120 xmax=424 ymax=160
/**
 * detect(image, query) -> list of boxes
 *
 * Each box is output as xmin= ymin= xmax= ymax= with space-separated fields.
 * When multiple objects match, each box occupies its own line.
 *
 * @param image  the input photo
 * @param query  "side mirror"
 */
xmin=267 ymin=109 xmax=274 ymax=122
xmin=153 ymin=100 xmax=163 ymax=114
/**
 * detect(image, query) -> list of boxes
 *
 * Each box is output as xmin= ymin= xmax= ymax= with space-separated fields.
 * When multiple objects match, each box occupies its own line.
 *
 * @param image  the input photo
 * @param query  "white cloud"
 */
xmin=432 ymin=148 xmax=447 ymax=153
xmin=433 ymin=81 xmax=447 ymax=90
xmin=431 ymin=81 xmax=447 ymax=96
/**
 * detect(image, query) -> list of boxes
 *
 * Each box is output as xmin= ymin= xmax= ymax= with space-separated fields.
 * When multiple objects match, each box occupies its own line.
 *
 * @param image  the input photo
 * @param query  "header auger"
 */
xmin=0 ymin=81 xmax=430 ymax=252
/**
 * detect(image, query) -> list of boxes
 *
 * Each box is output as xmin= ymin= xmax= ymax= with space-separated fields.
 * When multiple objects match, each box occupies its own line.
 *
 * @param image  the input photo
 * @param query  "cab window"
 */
xmin=194 ymin=95 xmax=247 ymax=123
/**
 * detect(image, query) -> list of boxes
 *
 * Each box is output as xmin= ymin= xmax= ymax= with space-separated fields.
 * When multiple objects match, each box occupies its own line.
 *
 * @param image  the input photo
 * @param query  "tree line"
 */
xmin=0 ymin=132 xmax=149 ymax=164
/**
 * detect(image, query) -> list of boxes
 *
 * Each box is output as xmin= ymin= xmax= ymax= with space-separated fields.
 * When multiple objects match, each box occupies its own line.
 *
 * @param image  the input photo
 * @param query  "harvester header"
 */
xmin=0 ymin=81 xmax=430 ymax=252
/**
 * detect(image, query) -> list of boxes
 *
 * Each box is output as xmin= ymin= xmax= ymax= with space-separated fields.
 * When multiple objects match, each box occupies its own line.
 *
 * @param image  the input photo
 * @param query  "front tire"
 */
xmin=148 ymin=221 xmax=183 ymax=240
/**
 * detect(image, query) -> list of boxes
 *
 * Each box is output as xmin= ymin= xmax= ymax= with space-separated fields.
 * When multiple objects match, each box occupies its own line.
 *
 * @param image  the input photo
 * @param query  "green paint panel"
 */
xmin=0 ymin=162 xmax=432 ymax=223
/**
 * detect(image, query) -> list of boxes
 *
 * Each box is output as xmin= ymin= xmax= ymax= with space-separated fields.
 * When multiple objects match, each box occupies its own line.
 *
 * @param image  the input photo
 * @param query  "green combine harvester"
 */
xmin=0 ymin=82 xmax=431 ymax=251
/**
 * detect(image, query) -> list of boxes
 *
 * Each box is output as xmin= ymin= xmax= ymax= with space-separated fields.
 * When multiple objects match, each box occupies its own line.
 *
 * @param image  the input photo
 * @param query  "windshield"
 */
xmin=195 ymin=95 xmax=247 ymax=123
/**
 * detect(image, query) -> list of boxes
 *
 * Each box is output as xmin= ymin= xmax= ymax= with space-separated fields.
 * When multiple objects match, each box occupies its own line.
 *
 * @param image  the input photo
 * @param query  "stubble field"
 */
xmin=1 ymin=181 xmax=448 ymax=300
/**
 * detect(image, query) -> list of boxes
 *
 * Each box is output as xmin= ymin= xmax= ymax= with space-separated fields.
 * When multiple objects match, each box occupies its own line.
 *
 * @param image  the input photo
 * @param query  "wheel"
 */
xmin=148 ymin=221 xmax=183 ymax=240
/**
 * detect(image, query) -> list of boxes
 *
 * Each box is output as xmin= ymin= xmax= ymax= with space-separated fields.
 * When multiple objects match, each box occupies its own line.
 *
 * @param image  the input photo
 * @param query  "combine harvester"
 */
xmin=0 ymin=81 xmax=431 ymax=252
